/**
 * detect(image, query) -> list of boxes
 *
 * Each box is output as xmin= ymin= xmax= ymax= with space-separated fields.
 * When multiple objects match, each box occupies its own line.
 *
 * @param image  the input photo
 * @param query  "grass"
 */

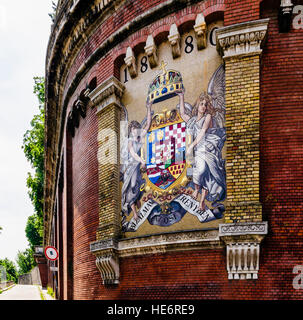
xmin=47 ymin=286 xmax=55 ymax=298
xmin=37 ymin=285 xmax=45 ymax=300
xmin=0 ymin=283 xmax=16 ymax=294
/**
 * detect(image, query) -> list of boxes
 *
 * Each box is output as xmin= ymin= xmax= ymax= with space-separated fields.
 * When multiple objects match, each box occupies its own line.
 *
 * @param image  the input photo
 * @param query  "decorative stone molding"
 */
xmin=168 ymin=23 xmax=181 ymax=59
xmin=90 ymin=229 xmax=221 ymax=259
xmin=219 ymin=222 xmax=268 ymax=236
xmin=279 ymin=0 xmax=293 ymax=33
xmin=90 ymin=239 xmax=119 ymax=252
xmin=95 ymin=252 xmax=120 ymax=285
xmin=124 ymin=46 xmax=137 ymax=78
xmin=280 ymin=0 xmax=293 ymax=14
xmin=144 ymin=35 xmax=158 ymax=68
xmin=194 ymin=13 xmax=207 ymax=50
xmin=216 ymin=19 xmax=270 ymax=59
xmin=88 ymin=76 xmax=125 ymax=114
xmin=219 ymin=222 xmax=268 ymax=280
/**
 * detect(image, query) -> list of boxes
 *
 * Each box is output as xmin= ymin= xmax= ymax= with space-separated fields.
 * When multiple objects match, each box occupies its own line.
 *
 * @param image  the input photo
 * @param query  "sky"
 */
xmin=0 ymin=0 xmax=53 ymax=263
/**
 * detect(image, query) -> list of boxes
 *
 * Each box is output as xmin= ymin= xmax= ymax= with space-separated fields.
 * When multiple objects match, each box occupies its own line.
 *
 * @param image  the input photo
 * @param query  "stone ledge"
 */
xmin=219 ymin=221 xmax=268 ymax=237
xmin=90 ymin=228 xmax=222 ymax=258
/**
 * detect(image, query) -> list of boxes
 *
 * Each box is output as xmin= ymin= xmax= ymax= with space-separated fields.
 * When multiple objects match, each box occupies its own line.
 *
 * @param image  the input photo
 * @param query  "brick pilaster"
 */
xmin=88 ymin=76 xmax=125 ymax=285
xmin=216 ymin=19 xmax=269 ymax=280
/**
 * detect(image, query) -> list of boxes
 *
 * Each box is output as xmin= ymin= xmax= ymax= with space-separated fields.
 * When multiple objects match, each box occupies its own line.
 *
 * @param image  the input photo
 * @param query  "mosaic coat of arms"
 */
xmin=120 ymin=61 xmax=226 ymax=233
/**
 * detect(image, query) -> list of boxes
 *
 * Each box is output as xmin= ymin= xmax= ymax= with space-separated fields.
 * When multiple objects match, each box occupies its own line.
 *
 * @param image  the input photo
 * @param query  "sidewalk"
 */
xmin=0 ymin=284 xmax=41 ymax=300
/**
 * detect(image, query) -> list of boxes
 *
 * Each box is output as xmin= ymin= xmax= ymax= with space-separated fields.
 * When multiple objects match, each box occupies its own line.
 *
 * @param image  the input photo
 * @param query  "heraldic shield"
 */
xmin=145 ymin=112 xmax=187 ymax=191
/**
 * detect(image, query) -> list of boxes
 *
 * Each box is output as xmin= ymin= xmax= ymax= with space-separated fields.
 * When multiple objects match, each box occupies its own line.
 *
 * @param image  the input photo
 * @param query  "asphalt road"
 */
xmin=0 ymin=285 xmax=41 ymax=300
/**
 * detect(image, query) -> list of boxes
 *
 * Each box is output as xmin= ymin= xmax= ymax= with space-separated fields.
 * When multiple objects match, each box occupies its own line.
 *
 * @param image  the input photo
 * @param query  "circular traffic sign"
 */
xmin=44 ymin=246 xmax=59 ymax=261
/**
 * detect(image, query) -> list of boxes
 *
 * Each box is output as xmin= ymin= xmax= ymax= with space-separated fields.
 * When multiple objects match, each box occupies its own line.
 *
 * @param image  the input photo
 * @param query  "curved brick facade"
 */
xmin=44 ymin=0 xmax=303 ymax=300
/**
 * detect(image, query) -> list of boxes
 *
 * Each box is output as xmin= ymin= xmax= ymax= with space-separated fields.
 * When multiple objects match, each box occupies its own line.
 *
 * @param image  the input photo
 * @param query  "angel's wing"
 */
xmin=120 ymin=104 xmax=129 ymax=178
xmin=207 ymin=64 xmax=225 ymax=128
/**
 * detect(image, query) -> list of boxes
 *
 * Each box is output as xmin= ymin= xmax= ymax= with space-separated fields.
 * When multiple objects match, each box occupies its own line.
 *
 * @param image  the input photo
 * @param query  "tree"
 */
xmin=16 ymin=249 xmax=36 ymax=276
xmin=25 ymin=214 xmax=43 ymax=248
xmin=0 ymin=258 xmax=18 ymax=283
xmin=22 ymin=77 xmax=45 ymax=250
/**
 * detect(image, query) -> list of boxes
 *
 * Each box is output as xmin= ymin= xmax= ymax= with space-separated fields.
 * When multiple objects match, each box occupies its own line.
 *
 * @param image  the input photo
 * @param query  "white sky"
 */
xmin=0 ymin=1 xmax=53 ymax=263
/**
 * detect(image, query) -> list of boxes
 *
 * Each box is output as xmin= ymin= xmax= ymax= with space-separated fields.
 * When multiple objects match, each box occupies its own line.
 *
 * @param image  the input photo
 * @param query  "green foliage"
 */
xmin=16 ymin=248 xmax=36 ymax=275
xmin=0 ymin=258 xmax=18 ymax=283
xmin=25 ymin=214 xmax=43 ymax=248
xmin=47 ymin=286 xmax=55 ymax=298
xmin=22 ymin=77 xmax=45 ymax=250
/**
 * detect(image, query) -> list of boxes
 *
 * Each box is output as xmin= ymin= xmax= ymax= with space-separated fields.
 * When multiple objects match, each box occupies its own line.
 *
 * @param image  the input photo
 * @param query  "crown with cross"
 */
xmin=147 ymin=61 xmax=184 ymax=104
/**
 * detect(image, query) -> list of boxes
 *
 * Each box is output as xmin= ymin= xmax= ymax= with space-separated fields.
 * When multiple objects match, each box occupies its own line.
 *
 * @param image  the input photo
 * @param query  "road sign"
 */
xmin=50 ymin=267 xmax=58 ymax=272
xmin=44 ymin=246 xmax=59 ymax=261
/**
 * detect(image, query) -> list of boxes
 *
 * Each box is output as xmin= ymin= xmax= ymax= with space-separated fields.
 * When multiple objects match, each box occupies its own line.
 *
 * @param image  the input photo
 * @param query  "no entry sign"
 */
xmin=44 ymin=246 xmax=59 ymax=261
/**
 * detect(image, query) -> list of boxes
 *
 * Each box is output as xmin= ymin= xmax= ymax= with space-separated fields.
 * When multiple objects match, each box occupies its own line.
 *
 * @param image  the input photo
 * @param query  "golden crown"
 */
xmin=148 ymin=61 xmax=184 ymax=104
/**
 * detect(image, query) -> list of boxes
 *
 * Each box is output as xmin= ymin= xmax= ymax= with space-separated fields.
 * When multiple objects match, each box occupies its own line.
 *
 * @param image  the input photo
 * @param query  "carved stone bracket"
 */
xmin=194 ymin=13 xmax=207 ymax=50
xmin=216 ymin=19 xmax=270 ymax=59
xmin=124 ymin=46 xmax=137 ymax=78
xmin=66 ymin=89 xmax=91 ymax=137
xmin=280 ymin=0 xmax=293 ymax=15
xmin=219 ymin=222 xmax=268 ymax=280
xmin=279 ymin=0 xmax=294 ymax=32
xmin=88 ymin=76 xmax=125 ymax=114
xmin=144 ymin=34 xmax=158 ymax=68
xmin=95 ymin=253 xmax=120 ymax=285
xmin=168 ymin=23 xmax=181 ymax=59
xmin=91 ymin=240 xmax=120 ymax=285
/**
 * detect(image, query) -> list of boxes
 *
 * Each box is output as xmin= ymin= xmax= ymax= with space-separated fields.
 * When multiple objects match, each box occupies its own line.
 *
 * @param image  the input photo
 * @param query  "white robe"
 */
xmin=187 ymin=115 xmax=226 ymax=203
xmin=121 ymin=137 xmax=144 ymax=215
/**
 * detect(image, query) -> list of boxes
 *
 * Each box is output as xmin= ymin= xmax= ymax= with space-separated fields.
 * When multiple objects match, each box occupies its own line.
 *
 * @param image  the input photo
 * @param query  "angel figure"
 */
xmin=176 ymin=65 xmax=226 ymax=211
xmin=120 ymin=99 xmax=153 ymax=220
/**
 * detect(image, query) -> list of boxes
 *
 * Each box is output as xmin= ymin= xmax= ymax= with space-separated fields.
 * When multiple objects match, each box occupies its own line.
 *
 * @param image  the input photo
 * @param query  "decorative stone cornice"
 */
xmin=88 ymin=76 xmax=125 ymax=114
xmin=216 ymin=19 xmax=270 ymax=59
xmin=90 ymin=229 xmax=221 ymax=259
xmin=219 ymin=221 xmax=268 ymax=237
xmin=90 ymin=239 xmax=119 ymax=252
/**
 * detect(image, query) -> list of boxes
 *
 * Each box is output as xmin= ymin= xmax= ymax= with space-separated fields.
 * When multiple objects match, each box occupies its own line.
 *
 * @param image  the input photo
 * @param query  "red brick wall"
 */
xmin=259 ymin=0 xmax=303 ymax=299
xmin=56 ymin=0 xmax=303 ymax=300
xmin=71 ymin=99 xmax=100 ymax=300
xmin=224 ymin=0 xmax=261 ymax=25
